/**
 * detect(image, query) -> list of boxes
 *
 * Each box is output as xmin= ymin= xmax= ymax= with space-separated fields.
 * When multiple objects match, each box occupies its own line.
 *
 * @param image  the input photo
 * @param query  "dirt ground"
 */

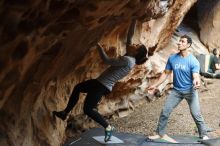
xmin=110 ymin=78 xmax=220 ymax=138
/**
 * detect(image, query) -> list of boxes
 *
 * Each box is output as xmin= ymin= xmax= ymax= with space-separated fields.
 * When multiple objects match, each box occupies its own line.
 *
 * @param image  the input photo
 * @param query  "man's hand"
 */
xmin=193 ymin=79 xmax=200 ymax=89
xmin=193 ymin=73 xmax=201 ymax=89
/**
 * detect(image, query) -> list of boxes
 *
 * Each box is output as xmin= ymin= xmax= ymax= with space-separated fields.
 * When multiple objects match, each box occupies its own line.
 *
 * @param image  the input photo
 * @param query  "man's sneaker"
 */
xmin=104 ymin=126 xmax=114 ymax=142
xmin=53 ymin=111 xmax=67 ymax=120
xmin=201 ymin=135 xmax=209 ymax=140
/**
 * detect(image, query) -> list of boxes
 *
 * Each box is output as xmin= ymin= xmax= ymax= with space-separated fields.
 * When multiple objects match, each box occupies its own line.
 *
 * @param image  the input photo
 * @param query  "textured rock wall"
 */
xmin=198 ymin=0 xmax=220 ymax=51
xmin=0 ymin=0 xmax=200 ymax=146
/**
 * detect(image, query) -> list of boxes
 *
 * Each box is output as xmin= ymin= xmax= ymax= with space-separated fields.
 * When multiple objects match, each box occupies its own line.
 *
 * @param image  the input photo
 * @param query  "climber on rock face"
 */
xmin=53 ymin=18 xmax=149 ymax=142
xmin=53 ymin=42 xmax=148 ymax=142
xmin=147 ymin=34 xmax=210 ymax=143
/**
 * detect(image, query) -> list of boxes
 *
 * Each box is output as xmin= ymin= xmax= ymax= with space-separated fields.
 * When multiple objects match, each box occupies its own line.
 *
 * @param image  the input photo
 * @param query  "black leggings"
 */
xmin=64 ymin=79 xmax=110 ymax=128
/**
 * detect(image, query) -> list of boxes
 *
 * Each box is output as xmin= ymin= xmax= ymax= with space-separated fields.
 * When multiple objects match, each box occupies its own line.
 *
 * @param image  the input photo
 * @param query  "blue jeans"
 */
xmin=156 ymin=88 xmax=207 ymax=137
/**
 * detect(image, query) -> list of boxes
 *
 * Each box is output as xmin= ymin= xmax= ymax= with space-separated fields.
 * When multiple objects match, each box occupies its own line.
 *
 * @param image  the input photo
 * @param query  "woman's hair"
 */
xmin=135 ymin=45 xmax=148 ymax=65
xmin=213 ymin=48 xmax=218 ymax=55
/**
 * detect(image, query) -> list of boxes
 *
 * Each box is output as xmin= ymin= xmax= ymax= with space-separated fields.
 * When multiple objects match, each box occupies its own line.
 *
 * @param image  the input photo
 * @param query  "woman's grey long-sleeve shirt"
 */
xmin=96 ymin=47 xmax=136 ymax=91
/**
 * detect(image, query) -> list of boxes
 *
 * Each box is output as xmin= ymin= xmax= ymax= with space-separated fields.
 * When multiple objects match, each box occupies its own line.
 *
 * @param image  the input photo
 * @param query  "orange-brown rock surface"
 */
xmin=198 ymin=0 xmax=220 ymax=51
xmin=2 ymin=0 xmax=215 ymax=146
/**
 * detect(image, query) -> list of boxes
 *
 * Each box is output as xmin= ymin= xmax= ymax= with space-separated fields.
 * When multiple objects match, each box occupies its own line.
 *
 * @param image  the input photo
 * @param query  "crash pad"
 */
xmin=152 ymin=135 xmax=200 ymax=143
xmin=200 ymin=137 xmax=220 ymax=146
xmin=142 ymin=135 xmax=206 ymax=146
xmin=93 ymin=136 xmax=123 ymax=144
xmin=63 ymin=128 xmax=219 ymax=146
xmin=63 ymin=128 xmax=146 ymax=146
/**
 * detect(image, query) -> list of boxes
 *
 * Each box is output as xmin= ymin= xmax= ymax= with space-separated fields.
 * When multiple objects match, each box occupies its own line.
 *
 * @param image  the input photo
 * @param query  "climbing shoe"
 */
xmin=104 ymin=126 xmax=114 ymax=142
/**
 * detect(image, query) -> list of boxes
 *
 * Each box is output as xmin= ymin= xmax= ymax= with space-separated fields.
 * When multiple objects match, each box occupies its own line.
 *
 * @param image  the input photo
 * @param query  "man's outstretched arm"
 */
xmin=148 ymin=70 xmax=171 ymax=93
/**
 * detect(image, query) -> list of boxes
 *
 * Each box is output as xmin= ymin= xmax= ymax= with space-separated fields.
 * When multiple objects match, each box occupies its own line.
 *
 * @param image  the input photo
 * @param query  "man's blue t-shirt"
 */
xmin=165 ymin=53 xmax=200 ymax=91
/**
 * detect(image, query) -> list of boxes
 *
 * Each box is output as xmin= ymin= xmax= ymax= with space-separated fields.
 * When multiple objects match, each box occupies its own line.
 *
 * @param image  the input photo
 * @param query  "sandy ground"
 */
xmin=110 ymin=78 xmax=220 ymax=137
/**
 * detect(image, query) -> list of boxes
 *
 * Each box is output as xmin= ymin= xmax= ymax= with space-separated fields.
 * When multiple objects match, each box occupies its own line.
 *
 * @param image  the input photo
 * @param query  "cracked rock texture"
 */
xmin=1 ymin=0 xmax=219 ymax=146
xmin=198 ymin=0 xmax=220 ymax=51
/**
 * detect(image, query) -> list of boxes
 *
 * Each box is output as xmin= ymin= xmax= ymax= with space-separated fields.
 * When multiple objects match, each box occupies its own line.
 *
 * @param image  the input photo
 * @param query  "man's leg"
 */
xmin=156 ymin=89 xmax=183 ymax=136
xmin=149 ymin=89 xmax=183 ymax=143
xmin=185 ymin=89 xmax=207 ymax=138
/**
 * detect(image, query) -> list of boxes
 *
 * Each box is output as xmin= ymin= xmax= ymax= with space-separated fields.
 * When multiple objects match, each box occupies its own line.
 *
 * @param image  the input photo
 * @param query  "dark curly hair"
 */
xmin=135 ymin=45 xmax=148 ymax=65
xmin=181 ymin=35 xmax=192 ymax=46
